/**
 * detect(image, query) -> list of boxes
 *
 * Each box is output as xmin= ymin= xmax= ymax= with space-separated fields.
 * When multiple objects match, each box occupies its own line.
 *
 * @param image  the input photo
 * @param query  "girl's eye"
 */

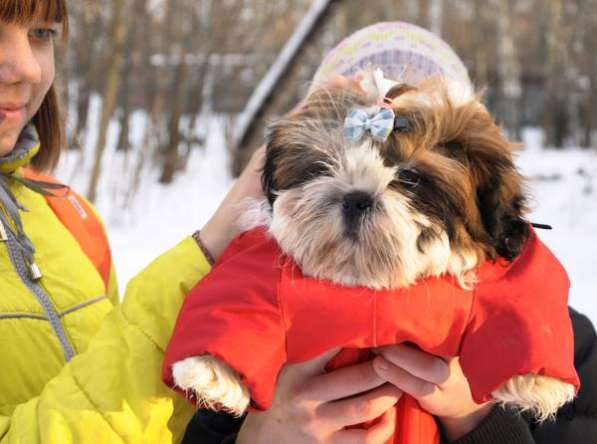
xmin=29 ymin=28 xmax=57 ymax=42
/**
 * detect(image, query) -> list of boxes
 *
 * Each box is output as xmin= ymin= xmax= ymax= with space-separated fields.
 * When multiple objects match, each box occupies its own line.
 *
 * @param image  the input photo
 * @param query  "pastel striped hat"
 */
xmin=311 ymin=22 xmax=472 ymax=98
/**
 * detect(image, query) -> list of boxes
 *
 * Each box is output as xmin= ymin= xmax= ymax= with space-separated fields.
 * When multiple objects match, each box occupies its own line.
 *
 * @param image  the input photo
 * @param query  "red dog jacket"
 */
xmin=163 ymin=227 xmax=579 ymax=444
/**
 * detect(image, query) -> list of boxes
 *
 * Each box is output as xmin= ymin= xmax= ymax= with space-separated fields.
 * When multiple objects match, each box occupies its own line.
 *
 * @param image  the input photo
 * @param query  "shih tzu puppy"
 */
xmin=167 ymin=71 xmax=576 ymax=424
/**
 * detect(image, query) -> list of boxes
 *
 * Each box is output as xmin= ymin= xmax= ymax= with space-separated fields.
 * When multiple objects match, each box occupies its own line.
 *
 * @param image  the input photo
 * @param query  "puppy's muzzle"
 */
xmin=342 ymin=191 xmax=374 ymax=238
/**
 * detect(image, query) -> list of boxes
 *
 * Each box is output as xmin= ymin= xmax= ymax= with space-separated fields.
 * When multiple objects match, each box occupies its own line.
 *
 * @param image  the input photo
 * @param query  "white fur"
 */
xmin=269 ymin=143 xmax=458 ymax=289
xmin=238 ymin=197 xmax=272 ymax=231
xmin=172 ymin=356 xmax=250 ymax=416
xmin=492 ymin=375 xmax=576 ymax=422
xmin=390 ymin=76 xmax=475 ymax=111
xmin=447 ymin=249 xmax=481 ymax=289
xmin=357 ymin=68 xmax=474 ymax=106
xmin=341 ymin=142 xmax=397 ymax=193
xmin=359 ymin=68 xmax=398 ymax=101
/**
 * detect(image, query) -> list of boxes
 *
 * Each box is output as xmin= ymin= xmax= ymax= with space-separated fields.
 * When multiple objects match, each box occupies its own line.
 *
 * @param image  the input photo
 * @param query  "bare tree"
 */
xmin=70 ymin=1 xmax=106 ymax=150
xmin=543 ymin=0 xmax=569 ymax=148
xmin=493 ymin=0 xmax=522 ymax=138
xmin=428 ymin=0 xmax=444 ymax=37
xmin=159 ymin=0 xmax=202 ymax=184
xmin=87 ymin=0 xmax=129 ymax=202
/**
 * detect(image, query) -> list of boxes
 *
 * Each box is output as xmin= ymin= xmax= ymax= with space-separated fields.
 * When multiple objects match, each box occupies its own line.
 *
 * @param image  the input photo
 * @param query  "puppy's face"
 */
xmin=263 ymin=80 xmax=529 ymax=289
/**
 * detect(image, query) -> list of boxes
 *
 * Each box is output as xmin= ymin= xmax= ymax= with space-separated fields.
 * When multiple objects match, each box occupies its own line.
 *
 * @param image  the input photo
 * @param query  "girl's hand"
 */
xmin=372 ymin=344 xmax=493 ymax=441
xmin=198 ymin=146 xmax=266 ymax=261
xmin=237 ymin=349 xmax=402 ymax=444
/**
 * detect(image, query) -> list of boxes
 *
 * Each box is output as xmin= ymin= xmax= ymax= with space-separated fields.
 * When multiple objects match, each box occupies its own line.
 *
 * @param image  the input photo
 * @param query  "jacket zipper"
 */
xmin=1 ymin=214 xmax=76 ymax=361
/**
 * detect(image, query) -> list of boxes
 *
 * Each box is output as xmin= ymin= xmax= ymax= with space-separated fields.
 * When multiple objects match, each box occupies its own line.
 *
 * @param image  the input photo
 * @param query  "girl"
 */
xmin=0 ymin=1 xmax=249 ymax=442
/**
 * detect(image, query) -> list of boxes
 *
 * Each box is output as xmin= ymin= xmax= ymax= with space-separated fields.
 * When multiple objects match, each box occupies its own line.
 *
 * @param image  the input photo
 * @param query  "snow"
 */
xmin=55 ymin=111 xmax=234 ymax=292
xmin=517 ymin=128 xmax=597 ymax=323
xmin=54 ymin=120 xmax=596 ymax=324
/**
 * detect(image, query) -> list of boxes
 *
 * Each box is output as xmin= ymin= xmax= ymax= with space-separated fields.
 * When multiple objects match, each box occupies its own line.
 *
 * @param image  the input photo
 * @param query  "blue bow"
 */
xmin=344 ymin=107 xmax=396 ymax=142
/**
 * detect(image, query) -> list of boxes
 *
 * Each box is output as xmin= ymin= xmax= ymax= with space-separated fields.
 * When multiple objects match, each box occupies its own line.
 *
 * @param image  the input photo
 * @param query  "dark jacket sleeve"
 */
xmin=445 ymin=406 xmax=534 ymax=444
xmin=529 ymin=307 xmax=597 ymax=444
xmin=181 ymin=410 xmax=242 ymax=444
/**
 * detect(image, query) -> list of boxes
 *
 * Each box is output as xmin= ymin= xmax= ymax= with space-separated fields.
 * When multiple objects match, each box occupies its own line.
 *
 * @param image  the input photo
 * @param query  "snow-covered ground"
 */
xmin=516 ymin=128 xmax=597 ymax=323
xmin=55 ymin=121 xmax=596 ymax=324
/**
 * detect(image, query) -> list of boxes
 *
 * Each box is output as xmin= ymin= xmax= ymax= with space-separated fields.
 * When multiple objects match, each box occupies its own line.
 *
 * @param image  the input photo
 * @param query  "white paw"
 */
xmin=492 ymin=374 xmax=576 ymax=422
xmin=172 ymin=355 xmax=250 ymax=416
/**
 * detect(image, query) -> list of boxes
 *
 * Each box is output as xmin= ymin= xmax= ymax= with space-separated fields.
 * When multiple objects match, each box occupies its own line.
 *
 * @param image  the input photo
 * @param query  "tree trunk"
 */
xmin=87 ymin=0 xmax=128 ymax=202
xmin=428 ymin=0 xmax=443 ymax=37
xmin=159 ymin=0 xmax=212 ymax=183
xmin=472 ymin=0 xmax=489 ymax=87
xmin=158 ymin=57 xmax=190 ymax=184
xmin=543 ymin=0 xmax=567 ymax=148
xmin=494 ymin=0 xmax=522 ymax=139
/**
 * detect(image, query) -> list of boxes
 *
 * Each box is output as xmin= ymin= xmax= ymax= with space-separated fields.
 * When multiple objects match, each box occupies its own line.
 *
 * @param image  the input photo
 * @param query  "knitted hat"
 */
xmin=311 ymin=22 xmax=473 ymax=98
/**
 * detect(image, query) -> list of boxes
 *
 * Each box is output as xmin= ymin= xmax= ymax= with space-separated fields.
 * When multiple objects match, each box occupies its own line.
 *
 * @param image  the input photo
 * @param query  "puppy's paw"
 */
xmin=492 ymin=374 xmax=576 ymax=422
xmin=172 ymin=355 xmax=250 ymax=416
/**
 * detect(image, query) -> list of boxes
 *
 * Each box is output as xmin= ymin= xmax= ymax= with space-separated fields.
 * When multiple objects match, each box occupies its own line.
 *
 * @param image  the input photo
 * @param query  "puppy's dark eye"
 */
xmin=393 ymin=168 xmax=421 ymax=189
xmin=393 ymin=116 xmax=412 ymax=134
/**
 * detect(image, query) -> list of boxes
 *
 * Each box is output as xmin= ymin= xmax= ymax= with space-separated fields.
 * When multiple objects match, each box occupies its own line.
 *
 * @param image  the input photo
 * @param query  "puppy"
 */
xmin=172 ymin=76 xmax=575 ymax=422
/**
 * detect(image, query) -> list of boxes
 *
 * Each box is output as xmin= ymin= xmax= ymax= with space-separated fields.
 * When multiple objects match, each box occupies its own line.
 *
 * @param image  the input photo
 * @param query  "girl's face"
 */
xmin=0 ymin=20 xmax=57 ymax=156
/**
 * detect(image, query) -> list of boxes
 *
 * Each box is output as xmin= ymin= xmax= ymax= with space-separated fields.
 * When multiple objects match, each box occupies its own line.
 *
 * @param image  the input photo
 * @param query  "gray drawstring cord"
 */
xmin=0 ymin=125 xmax=68 ymax=279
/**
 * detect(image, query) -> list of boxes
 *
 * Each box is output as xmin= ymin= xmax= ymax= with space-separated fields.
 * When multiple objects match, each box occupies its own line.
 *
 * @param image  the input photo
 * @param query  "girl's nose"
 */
xmin=0 ymin=31 xmax=42 ymax=85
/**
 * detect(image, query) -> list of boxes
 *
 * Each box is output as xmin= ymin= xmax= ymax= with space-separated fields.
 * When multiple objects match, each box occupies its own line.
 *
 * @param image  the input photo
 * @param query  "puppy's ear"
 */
xmin=475 ymin=167 xmax=529 ymax=261
xmin=451 ymin=104 xmax=530 ymax=261
xmin=262 ymin=124 xmax=282 ymax=206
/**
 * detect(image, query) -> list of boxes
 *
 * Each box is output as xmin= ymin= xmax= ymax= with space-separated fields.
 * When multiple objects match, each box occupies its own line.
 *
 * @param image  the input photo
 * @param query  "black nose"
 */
xmin=342 ymin=191 xmax=374 ymax=221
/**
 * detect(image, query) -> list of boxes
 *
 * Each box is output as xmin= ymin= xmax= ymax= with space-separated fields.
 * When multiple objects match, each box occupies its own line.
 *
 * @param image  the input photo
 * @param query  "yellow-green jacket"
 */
xmin=0 ymin=171 xmax=210 ymax=443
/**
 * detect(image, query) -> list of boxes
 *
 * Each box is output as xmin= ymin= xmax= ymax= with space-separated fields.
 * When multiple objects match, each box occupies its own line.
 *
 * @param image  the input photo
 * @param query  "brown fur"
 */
xmin=264 ymin=78 xmax=529 ymax=282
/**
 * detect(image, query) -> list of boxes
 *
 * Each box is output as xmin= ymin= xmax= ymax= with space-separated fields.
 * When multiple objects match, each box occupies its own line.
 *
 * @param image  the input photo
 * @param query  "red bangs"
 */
xmin=0 ymin=0 xmax=68 ymax=34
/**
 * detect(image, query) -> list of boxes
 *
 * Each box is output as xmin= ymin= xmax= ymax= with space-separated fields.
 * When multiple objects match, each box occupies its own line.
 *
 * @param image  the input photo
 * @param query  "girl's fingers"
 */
xmin=330 ymin=405 xmax=397 ymax=444
xmin=372 ymin=356 xmax=438 ymax=399
xmin=316 ymin=383 xmax=402 ymax=427
xmin=375 ymin=344 xmax=450 ymax=385
xmin=297 ymin=359 xmax=386 ymax=403
xmin=283 ymin=348 xmax=342 ymax=380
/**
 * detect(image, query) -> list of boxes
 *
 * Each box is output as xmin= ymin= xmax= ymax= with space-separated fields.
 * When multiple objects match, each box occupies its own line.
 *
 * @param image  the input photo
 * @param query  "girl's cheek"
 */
xmin=39 ymin=46 xmax=55 ymax=89
xmin=28 ymin=49 xmax=55 ymax=118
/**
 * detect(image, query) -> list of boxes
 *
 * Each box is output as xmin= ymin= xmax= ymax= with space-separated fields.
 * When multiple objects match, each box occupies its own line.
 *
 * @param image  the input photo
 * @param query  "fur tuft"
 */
xmin=238 ymin=197 xmax=272 ymax=231
xmin=492 ymin=374 xmax=576 ymax=422
xmin=172 ymin=355 xmax=250 ymax=417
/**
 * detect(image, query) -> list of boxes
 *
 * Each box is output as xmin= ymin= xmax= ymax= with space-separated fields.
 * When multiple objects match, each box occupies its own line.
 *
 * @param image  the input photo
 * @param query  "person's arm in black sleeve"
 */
xmin=181 ymin=410 xmax=243 ymax=444
xmin=187 ymin=404 xmax=536 ymax=444
xmin=440 ymin=405 xmax=535 ymax=444
xmin=529 ymin=307 xmax=597 ymax=444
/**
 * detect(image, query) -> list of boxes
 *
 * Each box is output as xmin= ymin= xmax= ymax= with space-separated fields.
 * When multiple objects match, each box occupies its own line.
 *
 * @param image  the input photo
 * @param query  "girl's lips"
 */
xmin=0 ymin=107 xmax=25 ymax=123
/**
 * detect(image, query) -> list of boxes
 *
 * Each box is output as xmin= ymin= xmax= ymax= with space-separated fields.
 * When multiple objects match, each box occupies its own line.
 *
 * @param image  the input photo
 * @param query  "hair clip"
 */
xmin=344 ymin=107 xmax=395 ymax=142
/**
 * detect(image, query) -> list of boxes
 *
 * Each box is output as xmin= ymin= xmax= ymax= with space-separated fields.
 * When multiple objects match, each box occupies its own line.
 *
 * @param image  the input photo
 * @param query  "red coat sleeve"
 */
xmin=162 ymin=228 xmax=287 ymax=410
xmin=460 ymin=230 xmax=580 ymax=403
